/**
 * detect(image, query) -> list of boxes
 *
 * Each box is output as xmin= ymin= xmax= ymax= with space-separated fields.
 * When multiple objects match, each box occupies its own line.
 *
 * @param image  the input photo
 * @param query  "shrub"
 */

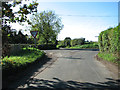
xmin=2 ymin=48 xmax=45 ymax=74
xmin=98 ymin=25 xmax=120 ymax=57
xmin=70 ymin=43 xmax=98 ymax=49
xmin=38 ymin=44 xmax=57 ymax=50
xmin=56 ymin=44 xmax=66 ymax=48
xmin=64 ymin=37 xmax=71 ymax=47
xmin=71 ymin=38 xmax=85 ymax=46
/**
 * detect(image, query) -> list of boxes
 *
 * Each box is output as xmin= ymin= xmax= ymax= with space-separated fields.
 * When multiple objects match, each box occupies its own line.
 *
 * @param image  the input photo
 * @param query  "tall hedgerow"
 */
xmin=98 ymin=25 xmax=120 ymax=57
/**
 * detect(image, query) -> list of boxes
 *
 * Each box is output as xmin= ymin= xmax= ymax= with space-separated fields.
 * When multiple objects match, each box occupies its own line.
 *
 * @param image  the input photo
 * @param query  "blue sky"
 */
xmin=10 ymin=1 xmax=118 ymax=41
xmin=36 ymin=2 xmax=118 ymax=41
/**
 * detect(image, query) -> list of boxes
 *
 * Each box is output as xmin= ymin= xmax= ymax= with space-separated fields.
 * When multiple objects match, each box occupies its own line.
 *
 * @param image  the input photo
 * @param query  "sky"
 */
xmin=10 ymin=0 xmax=118 ymax=41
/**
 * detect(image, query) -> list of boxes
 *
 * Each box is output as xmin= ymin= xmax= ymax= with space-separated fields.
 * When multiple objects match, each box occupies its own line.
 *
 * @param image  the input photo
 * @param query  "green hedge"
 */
xmin=64 ymin=37 xmax=71 ymax=47
xmin=2 ymin=48 xmax=45 ymax=75
xmin=71 ymin=38 xmax=85 ymax=46
xmin=38 ymin=44 xmax=57 ymax=50
xmin=70 ymin=43 xmax=98 ymax=49
xmin=98 ymin=25 xmax=120 ymax=57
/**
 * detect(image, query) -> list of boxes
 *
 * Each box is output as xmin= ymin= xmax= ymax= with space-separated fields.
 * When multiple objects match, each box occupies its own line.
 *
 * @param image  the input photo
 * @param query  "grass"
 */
xmin=97 ymin=52 xmax=120 ymax=64
xmin=56 ymin=45 xmax=61 ymax=48
xmin=56 ymin=45 xmax=66 ymax=48
xmin=1 ymin=47 xmax=45 ymax=70
xmin=69 ymin=43 xmax=99 ymax=49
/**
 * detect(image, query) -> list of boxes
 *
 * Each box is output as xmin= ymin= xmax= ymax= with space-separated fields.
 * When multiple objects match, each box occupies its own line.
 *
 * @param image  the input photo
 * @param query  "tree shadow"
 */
xmin=58 ymin=57 xmax=83 ymax=60
xmin=42 ymin=48 xmax=99 ymax=51
xmin=21 ymin=77 xmax=119 ymax=89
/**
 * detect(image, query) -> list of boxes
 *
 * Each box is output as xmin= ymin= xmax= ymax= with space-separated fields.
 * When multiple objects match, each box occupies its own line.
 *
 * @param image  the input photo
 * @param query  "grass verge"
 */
xmin=2 ymin=47 xmax=45 ymax=72
xmin=69 ymin=43 xmax=98 ymax=49
xmin=97 ymin=52 xmax=120 ymax=64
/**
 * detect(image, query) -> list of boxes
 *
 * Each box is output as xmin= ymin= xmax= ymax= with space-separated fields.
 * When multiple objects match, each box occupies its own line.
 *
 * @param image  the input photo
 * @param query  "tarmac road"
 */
xmin=18 ymin=49 xmax=119 ymax=89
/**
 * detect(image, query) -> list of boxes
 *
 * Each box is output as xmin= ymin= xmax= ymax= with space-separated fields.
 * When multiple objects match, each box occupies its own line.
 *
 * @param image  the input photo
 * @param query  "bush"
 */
xmin=2 ymin=48 xmax=45 ymax=74
xmin=56 ymin=45 xmax=66 ymax=48
xmin=71 ymin=38 xmax=85 ymax=46
xmin=64 ymin=37 xmax=71 ymax=47
xmin=98 ymin=26 xmax=120 ymax=57
xmin=70 ymin=43 xmax=98 ymax=49
xmin=38 ymin=44 xmax=57 ymax=50
xmin=57 ymin=40 xmax=65 ymax=48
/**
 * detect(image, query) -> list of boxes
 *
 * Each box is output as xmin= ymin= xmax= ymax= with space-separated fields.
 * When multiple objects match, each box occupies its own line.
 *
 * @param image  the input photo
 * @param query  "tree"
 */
xmin=1 ymin=0 xmax=38 ymax=57
xmin=71 ymin=38 xmax=85 ymax=46
xmin=64 ymin=37 xmax=71 ymax=47
xmin=16 ymin=30 xmax=28 ymax=44
xmin=30 ymin=10 xmax=64 ymax=45
xmin=2 ymin=0 xmax=38 ymax=44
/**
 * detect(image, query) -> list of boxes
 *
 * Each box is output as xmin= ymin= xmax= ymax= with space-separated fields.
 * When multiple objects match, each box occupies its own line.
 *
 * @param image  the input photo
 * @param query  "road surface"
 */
xmin=17 ymin=49 xmax=118 ymax=89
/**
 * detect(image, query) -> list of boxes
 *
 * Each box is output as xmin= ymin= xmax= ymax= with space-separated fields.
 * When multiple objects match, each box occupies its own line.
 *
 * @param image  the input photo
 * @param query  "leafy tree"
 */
xmin=1 ymin=0 xmax=38 ymax=57
xmin=71 ymin=38 xmax=85 ymax=46
xmin=15 ymin=30 xmax=28 ymax=44
xmin=30 ymin=10 xmax=64 ymax=45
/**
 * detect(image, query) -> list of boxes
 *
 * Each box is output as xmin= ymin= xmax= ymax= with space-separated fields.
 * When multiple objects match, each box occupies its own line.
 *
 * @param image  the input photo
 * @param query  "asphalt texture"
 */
xmin=17 ymin=49 xmax=119 ymax=89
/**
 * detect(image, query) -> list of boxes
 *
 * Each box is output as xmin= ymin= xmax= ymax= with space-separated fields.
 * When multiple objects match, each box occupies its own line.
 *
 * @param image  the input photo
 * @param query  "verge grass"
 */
xmin=69 ymin=43 xmax=98 ymax=49
xmin=2 ymin=47 xmax=45 ymax=70
xmin=97 ymin=52 xmax=120 ymax=64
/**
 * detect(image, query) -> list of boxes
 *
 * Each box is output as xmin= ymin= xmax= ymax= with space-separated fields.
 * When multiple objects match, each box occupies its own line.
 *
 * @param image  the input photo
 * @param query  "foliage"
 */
xmin=2 ymin=0 xmax=38 ymax=43
xmin=98 ymin=25 xmax=120 ymax=57
xmin=56 ymin=44 xmax=66 ymax=48
xmin=56 ymin=40 xmax=65 ymax=48
xmin=8 ymin=30 xmax=34 ymax=44
xmin=71 ymin=38 xmax=85 ymax=46
xmin=97 ymin=52 xmax=120 ymax=64
xmin=70 ymin=43 xmax=98 ymax=49
xmin=2 ymin=47 xmax=45 ymax=71
xmin=2 ymin=0 xmax=38 ymax=57
xmin=38 ymin=44 xmax=57 ymax=50
xmin=8 ymin=30 xmax=31 ymax=44
xmin=30 ymin=10 xmax=64 ymax=44
xmin=64 ymin=37 xmax=71 ymax=47
xmin=57 ymin=38 xmax=86 ymax=48
xmin=2 ymin=0 xmax=38 ymax=24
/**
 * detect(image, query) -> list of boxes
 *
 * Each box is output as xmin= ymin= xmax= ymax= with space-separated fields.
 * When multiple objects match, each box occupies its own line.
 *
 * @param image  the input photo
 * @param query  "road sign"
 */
xmin=30 ymin=31 xmax=38 ymax=38
xmin=30 ymin=31 xmax=38 ymax=48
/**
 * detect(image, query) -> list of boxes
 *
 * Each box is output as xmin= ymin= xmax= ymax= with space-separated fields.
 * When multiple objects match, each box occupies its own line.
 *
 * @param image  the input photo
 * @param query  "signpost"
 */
xmin=30 ymin=31 xmax=38 ymax=48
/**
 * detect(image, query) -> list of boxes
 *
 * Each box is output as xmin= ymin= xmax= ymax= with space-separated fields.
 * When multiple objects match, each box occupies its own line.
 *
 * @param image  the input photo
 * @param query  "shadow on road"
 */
xmin=58 ymin=57 xmax=83 ymax=60
xmin=22 ymin=77 xmax=119 ymax=89
xmin=2 ymin=55 xmax=53 ymax=89
xmin=41 ymin=48 xmax=99 ymax=51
